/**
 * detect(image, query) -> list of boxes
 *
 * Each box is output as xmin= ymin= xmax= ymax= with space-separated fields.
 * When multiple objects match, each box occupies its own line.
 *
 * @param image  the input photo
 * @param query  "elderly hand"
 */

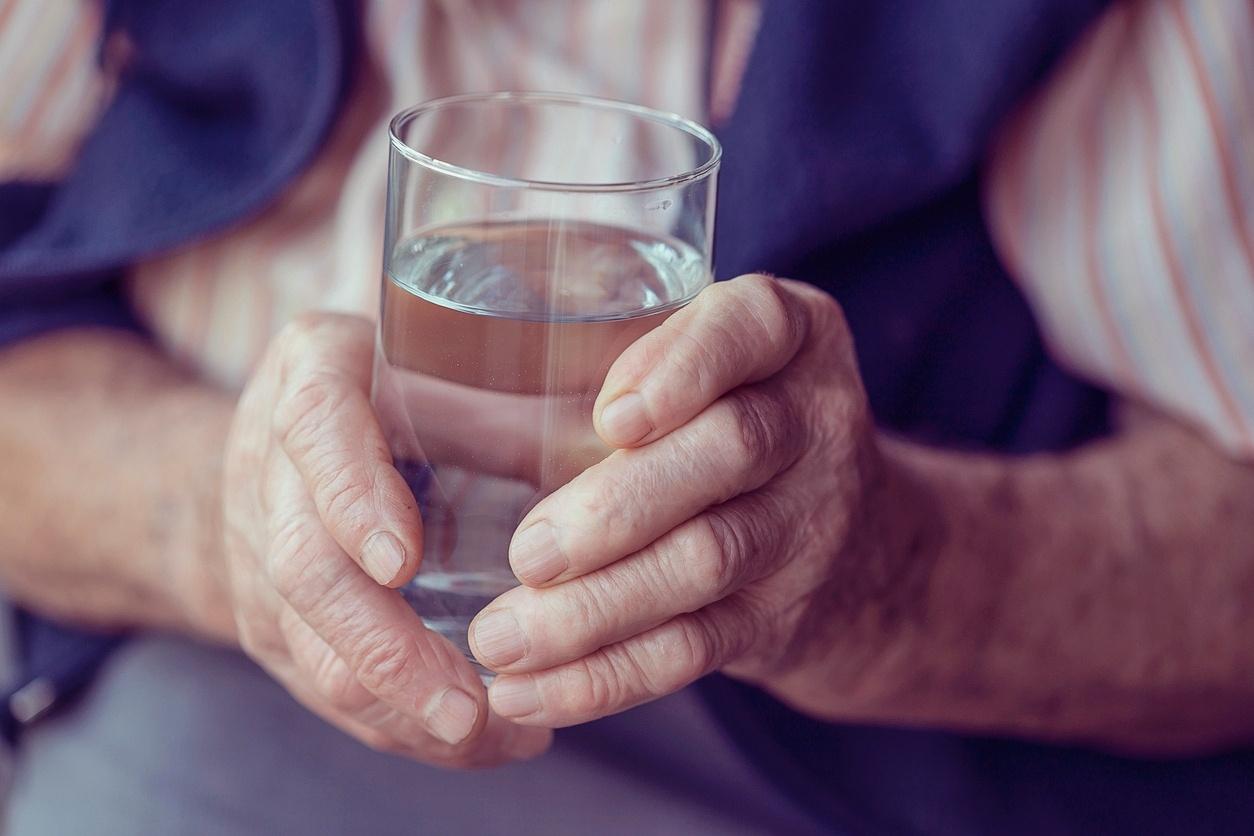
xmin=471 ymin=275 xmax=922 ymax=727
xmin=222 ymin=313 xmax=551 ymax=767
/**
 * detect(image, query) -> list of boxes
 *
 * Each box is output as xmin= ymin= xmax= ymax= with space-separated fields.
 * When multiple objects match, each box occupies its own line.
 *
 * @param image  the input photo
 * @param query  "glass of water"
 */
xmin=372 ymin=92 xmax=720 ymax=677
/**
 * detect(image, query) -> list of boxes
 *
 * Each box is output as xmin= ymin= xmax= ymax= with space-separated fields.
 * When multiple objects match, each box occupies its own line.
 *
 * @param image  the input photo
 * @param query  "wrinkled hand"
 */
xmin=222 ymin=313 xmax=550 ymax=767
xmin=471 ymin=275 xmax=914 ymax=726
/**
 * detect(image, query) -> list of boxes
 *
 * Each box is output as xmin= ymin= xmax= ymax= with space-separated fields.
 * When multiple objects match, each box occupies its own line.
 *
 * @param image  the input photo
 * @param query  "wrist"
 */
xmin=819 ymin=438 xmax=1050 ymax=733
xmin=758 ymin=433 xmax=952 ymax=721
xmin=158 ymin=386 xmax=238 ymax=644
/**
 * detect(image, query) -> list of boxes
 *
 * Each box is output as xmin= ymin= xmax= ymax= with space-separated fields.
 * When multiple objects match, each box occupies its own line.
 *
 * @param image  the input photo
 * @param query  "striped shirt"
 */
xmin=985 ymin=0 xmax=1254 ymax=456
xmin=4 ymin=0 xmax=1252 ymax=458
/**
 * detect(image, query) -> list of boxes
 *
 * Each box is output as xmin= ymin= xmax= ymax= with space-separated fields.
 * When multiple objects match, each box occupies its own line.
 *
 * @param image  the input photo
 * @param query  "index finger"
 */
xmin=270 ymin=314 xmax=423 ymax=588
xmin=593 ymin=274 xmax=810 ymax=448
xmin=263 ymin=451 xmax=542 ymax=762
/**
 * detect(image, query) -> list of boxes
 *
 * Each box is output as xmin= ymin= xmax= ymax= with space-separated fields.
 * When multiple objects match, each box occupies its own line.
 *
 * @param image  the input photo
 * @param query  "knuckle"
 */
xmin=522 ymin=587 xmax=606 ymax=666
xmin=706 ymin=393 xmax=785 ymax=491
xmin=734 ymin=272 xmax=783 ymax=313
xmin=642 ymin=325 xmax=718 ymax=420
xmin=273 ymin=372 xmax=351 ymax=456
xmin=608 ymin=641 xmax=663 ymax=699
xmin=266 ymin=518 xmax=323 ymax=599
xmin=662 ymin=620 xmax=719 ymax=681
xmin=563 ymin=573 xmax=626 ymax=634
xmin=621 ymin=546 xmax=681 ymax=610
xmin=312 ymin=466 xmax=375 ymax=528
xmin=310 ymin=649 xmax=370 ymax=714
xmin=601 ymin=629 xmax=700 ymax=702
xmin=727 ymin=388 xmax=780 ymax=462
xmin=351 ymin=634 xmax=413 ymax=694
xmin=787 ymin=279 xmax=849 ymax=350
xmin=718 ymin=387 xmax=805 ymax=481
xmin=687 ymin=511 xmax=746 ymax=598
xmin=732 ymin=274 xmax=800 ymax=353
xmin=805 ymin=281 xmax=848 ymax=329
xmin=629 ymin=622 xmax=714 ymax=696
xmin=671 ymin=328 xmax=719 ymax=386
xmin=562 ymin=656 xmax=624 ymax=720
xmin=704 ymin=601 xmax=768 ymax=676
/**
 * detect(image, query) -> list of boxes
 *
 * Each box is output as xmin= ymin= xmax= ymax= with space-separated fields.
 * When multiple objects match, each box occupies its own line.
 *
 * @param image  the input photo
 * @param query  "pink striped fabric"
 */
xmin=15 ymin=1 xmax=1247 ymax=460
xmin=986 ymin=0 xmax=1254 ymax=458
xmin=123 ymin=0 xmax=740 ymax=388
xmin=0 ymin=0 xmax=107 ymax=180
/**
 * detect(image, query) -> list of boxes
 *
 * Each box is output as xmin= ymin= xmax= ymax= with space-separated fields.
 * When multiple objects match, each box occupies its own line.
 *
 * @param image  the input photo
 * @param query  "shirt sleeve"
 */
xmin=984 ymin=0 xmax=1254 ymax=458
xmin=0 ymin=1 xmax=137 ymax=350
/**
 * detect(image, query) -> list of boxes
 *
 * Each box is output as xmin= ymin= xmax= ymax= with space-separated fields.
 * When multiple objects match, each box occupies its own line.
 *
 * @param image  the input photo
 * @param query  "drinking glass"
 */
xmin=372 ymin=92 xmax=721 ymax=676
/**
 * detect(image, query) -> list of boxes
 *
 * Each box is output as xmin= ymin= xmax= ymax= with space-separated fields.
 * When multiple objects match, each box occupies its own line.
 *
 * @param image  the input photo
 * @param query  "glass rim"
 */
xmin=388 ymin=91 xmax=722 ymax=193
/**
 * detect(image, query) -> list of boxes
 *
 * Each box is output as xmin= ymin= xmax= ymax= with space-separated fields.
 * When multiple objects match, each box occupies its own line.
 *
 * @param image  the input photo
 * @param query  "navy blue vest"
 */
xmin=3 ymin=1 xmax=1253 ymax=832
xmin=702 ymin=3 xmax=1254 ymax=833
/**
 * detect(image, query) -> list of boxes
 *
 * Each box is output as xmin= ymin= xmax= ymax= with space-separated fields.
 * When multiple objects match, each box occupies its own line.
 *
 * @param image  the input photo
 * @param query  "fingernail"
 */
xmin=425 ymin=687 xmax=479 ymax=745
xmin=490 ymin=676 xmax=542 ymax=719
xmin=362 ymin=531 xmax=406 ymax=585
xmin=510 ymin=522 xmax=566 ymax=585
xmin=472 ymin=609 xmax=527 ymax=667
xmin=599 ymin=392 xmax=651 ymax=445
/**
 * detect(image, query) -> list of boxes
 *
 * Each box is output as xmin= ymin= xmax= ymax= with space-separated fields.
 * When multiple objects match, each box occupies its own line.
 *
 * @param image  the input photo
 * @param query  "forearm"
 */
xmin=0 ymin=329 xmax=235 ymax=641
xmin=787 ymin=411 xmax=1254 ymax=752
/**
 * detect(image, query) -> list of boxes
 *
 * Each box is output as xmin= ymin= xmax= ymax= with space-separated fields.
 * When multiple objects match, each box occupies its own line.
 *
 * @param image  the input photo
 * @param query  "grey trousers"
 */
xmin=2 ymin=636 xmax=826 ymax=835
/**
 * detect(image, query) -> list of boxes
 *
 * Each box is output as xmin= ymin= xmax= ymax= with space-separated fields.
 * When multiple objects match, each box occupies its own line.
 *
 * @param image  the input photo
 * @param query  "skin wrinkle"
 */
xmin=8 ymin=274 xmax=1254 ymax=758
xmin=264 ymin=506 xmax=327 ymax=596
xmin=276 ymin=375 xmax=358 ymax=462
xmin=318 ymin=468 xmax=377 ymax=533
xmin=642 ymin=524 xmax=713 ymax=608
xmin=727 ymin=365 xmax=882 ymax=686
xmin=788 ymin=443 xmax=937 ymax=691
xmin=655 ymin=325 xmax=720 ymax=412
xmin=280 ymin=607 xmax=368 ymax=712
xmin=700 ymin=497 xmax=765 ymax=599
xmin=728 ymin=382 xmax=806 ymax=479
xmin=883 ymin=419 xmax=1254 ymax=750
xmin=565 ymin=458 xmax=639 ymax=542
xmin=495 ymin=278 xmax=1254 ymax=748
xmin=222 ymin=314 xmax=549 ymax=763
xmin=0 ymin=330 xmax=233 ymax=638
